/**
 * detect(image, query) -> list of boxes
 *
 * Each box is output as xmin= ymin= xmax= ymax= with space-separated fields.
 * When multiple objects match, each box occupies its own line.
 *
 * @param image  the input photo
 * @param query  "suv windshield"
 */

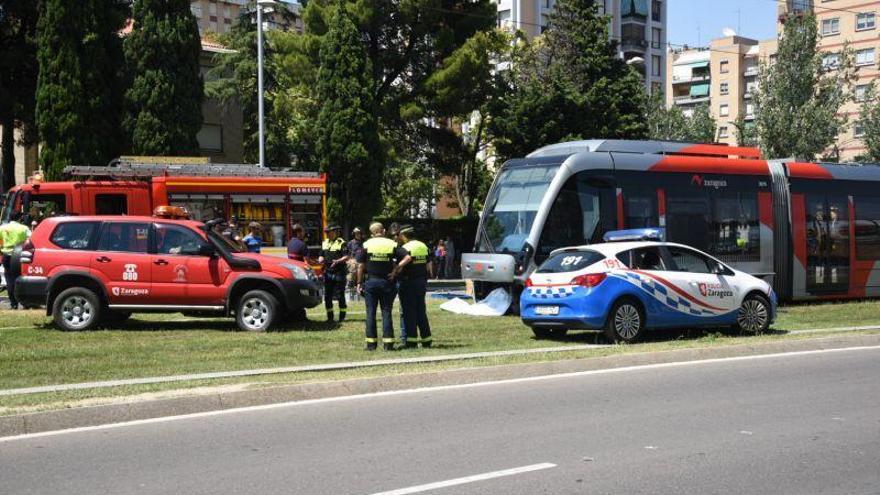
xmin=207 ymin=229 xmax=245 ymax=253
xmin=478 ymin=163 xmax=559 ymax=253
xmin=1 ymin=190 xmax=18 ymax=224
xmin=536 ymin=249 xmax=604 ymax=273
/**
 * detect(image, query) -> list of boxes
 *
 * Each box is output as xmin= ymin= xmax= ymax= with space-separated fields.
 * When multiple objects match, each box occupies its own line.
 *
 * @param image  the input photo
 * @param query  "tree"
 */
xmin=314 ymin=5 xmax=382 ymax=232
xmin=36 ymin=0 xmax=128 ymax=179
xmin=733 ymin=113 xmax=758 ymax=147
xmin=754 ymin=13 xmax=853 ymax=161
xmin=124 ymin=0 xmax=203 ymax=156
xmin=858 ymin=85 xmax=880 ymax=162
xmin=489 ymin=0 xmax=647 ymax=163
xmin=0 ymin=0 xmax=38 ymax=190
xmin=645 ymin=93 xmax=717 ymax=143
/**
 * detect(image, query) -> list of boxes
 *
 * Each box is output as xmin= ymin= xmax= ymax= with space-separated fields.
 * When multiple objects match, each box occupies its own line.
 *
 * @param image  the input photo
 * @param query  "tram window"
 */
xmin=709 ymin=192 xmax=760 ymax=263
xmin=536 ymin=174 xmax=605 ymax=260
xmin=855 ymin=196 xmax=880 ymax=260
xmin=623 ymin=188 xmax=658 ymax=228
xmin=666 ymin=190 xmax=710 ymax=252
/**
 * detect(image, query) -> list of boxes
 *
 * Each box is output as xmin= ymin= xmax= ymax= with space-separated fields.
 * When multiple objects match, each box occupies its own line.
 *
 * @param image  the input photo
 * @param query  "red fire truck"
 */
xmin=1 ymin=158 xmax=328 ymax=251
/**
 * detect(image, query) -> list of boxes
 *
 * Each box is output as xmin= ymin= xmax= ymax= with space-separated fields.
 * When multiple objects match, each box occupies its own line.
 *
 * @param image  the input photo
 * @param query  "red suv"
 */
xmin=13 ymin=216 xmax=320 ymax=331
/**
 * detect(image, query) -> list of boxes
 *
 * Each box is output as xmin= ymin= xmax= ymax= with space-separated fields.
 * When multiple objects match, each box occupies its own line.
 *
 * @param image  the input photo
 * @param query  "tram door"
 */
xmin=805 ymin=194 xmax=850 ymax=294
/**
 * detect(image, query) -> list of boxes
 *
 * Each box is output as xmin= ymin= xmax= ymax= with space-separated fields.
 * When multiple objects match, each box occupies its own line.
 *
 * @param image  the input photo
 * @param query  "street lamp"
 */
xmin=256 ymin=0 xmax=276 ymax=168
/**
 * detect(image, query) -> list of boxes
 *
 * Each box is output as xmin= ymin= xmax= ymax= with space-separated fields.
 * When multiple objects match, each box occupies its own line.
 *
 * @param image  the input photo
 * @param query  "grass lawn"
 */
xmin=1 ymin=299 xmax=880 ymax=413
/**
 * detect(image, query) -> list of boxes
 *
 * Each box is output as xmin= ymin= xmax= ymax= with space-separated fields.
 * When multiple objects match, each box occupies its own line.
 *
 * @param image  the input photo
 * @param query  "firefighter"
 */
xmin=319 ymin=225 xmax=349 ymax=322
xmin=391 ymin=225 xmax=433 ymax=348
xmin=356 ymin=222 xmax=400 ymax=351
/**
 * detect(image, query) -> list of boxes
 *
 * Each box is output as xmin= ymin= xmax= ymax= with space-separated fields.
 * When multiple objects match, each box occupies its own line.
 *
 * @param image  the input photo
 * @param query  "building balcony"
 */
xmin=672 ymin=74 xmax=711 ymax=84
xmin=674 ymin=95 xmax=710 ymax=105
xmin=744 ymin=91 xmax=755 ymax=99
xmin=621 ymin=37 xmax=648 ymax=51
xmin=744 ymin=66 xmax=759 ymax=77
xmin=744 ymin=113 xmax=756 ymax=121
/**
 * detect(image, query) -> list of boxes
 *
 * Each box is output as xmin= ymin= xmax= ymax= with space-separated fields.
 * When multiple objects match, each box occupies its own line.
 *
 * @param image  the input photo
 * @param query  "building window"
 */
xmin=208 ymin=3 xmax=217 ymax=14
xmin=652 ymin=0 xmax=662 ymax=21
xmin=746 ymin=102 xmax=755 ymax=116
xmin=720 ymin=60 xmax=729 ymax=73
xmin=191 ymin=4 xmax=202 ymax=17
xmin=855 ymin=121 xmax=866 ymax=138
xmin=497 ymin=9 xmax=510 ymax=28
xmin=652 ymin=55 xmax=661 ymax=76
xmin=822 ymin=53 xmax=841 ymax=70
xmin=197 ymin=124 xmax=223 ymax=152
xmin=856 ymin=48 xmax=876 ymax=66
xmin=622 ymin=0 xmax=649 ymax=19
xmin=719 ymin=104 xmax=730 ymax=117
xmin=856 ymin=84 xmax=871 ymax=102
xmin=857 ymin=12 xmax=876 ymax=31
xmin=719 ymin=82 xmax=729 ymax=95
xmin=652 ymin=27 xmax=662 ymax=49
xmin=821 ymin=18 xmax=840 ymax=36
xmin=718 ymin=126 xmax=729 ymax=138
xmin=746 ymin=81 xmax=758 ymax=94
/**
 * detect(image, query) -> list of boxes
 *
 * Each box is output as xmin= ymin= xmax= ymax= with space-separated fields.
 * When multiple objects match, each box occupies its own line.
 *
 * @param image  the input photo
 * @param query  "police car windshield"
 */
xmin=478 ymin=163 xmax=559 ymax=253
xmin=536 ymin=249 xmax=604 ymax=273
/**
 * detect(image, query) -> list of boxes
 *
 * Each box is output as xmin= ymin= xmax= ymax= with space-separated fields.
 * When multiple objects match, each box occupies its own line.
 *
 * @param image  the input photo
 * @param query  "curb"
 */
xmin=3 ymin=333 xmax=880 ymax=438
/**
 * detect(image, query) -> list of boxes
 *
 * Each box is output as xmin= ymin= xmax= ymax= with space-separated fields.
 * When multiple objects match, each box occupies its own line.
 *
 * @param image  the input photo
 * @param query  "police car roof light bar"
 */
xmin=603 ymin=228 xmax=665 ymax=243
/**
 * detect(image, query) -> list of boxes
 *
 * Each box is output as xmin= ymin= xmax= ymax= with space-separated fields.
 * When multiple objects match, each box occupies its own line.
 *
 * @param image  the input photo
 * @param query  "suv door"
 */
xmin=93 ymin=221 xmax=153 ymax=304
xmin=660 ymin=246 xmax=738 ymax=319
xmin=152 ymin=223 xmax=227 ymax=306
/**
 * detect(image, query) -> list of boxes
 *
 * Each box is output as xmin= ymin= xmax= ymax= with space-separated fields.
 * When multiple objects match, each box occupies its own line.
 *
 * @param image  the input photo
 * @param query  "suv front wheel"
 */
xmin=236 ymin=290 xmax=279 ymax=332
xmin=53 ymin=287 xmax=102 ymax=331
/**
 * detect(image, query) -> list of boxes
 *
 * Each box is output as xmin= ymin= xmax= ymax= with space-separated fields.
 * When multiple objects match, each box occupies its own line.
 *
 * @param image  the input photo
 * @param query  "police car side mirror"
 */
xmin=712 ymin=263 xmax=733 ymax=276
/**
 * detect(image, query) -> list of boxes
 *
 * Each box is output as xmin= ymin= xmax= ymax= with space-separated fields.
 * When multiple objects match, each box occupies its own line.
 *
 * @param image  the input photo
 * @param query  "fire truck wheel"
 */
xmin=236 ymin=290 xmax=278 ymax=332
xmin=53 ymin=287 xmax=102 ymax=332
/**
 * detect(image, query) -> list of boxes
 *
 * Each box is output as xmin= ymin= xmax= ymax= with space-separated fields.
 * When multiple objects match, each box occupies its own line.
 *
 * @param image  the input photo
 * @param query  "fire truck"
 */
xmin=1 ymin=157 xmax=328 ymax=252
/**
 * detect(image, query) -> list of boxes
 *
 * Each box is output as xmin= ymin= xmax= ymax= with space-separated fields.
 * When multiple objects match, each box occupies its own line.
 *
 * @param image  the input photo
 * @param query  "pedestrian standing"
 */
xmin=444 ymin=235 xmax=456 ymax=279
xmin=319 ymin=225 xmax=349 ymax=322
xmin=242 ymin=222 xmax=263 ymax=253
xmin=346 ymin=227 xmax=364 ymax=300
xmin=356 ymin=222 xmax=400 ymax=351
xmin=435 ymin=241 xmax=446 ymax=279
xmin=0 ymin=212 xmax=32 ymax=310
xmin=287 ymin=223 xmax=308 ymax=261
xmin=391 ymin=225 xmax=433 ymax=348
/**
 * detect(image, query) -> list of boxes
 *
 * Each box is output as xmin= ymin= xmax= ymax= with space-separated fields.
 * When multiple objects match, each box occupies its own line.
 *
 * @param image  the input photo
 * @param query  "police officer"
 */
xmin=391 ymin=225 xmax=433 ymax=348
xmin=0 ymin=212 xmax=31 ymax=310
xmin=356 ymin=222 xmax=399 ymax=351
xmin=319 ymin=225 xmax=349 ymax=322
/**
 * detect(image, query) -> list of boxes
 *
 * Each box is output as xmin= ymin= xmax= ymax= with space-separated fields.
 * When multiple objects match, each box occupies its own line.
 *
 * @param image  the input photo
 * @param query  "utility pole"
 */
xmin=256 ymin=0 xmax=275 ymax=167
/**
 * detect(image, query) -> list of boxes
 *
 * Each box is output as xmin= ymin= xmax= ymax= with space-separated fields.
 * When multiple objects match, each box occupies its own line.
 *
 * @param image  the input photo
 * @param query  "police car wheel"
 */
xmin=735 ymin=294 xmax=770 ymax=334
xmin=53 ymin=287 xmax=102 ymax=332
xmin=236 ymin=290 xmax=278 ymax=332
xmin=531 ymin=327 xmax=568 ymax=339
xmin=605 ymin=299 xmax=644 ymax=343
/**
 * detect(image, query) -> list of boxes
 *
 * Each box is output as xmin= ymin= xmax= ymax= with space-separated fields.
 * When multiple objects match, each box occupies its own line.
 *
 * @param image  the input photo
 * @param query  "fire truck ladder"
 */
xmin=64 ymin=158 xmax=322 ymax=180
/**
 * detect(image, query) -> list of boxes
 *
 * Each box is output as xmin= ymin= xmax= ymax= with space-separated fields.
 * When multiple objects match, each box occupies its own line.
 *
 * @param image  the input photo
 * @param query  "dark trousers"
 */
xmin=323 ymin=275 xmax=347 ymax=318
xmin=398 ymin=277 xmax=431 ymax=344
xmin=2 ymin=255 xmax=17 ymax=308
xmin=364 ymin=278 xmax=396 ymax=345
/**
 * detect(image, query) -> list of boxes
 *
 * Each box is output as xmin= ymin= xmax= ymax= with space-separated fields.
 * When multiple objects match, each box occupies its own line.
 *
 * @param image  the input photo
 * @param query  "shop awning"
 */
xmin=690 ymin=83 xmax=710 ymax=97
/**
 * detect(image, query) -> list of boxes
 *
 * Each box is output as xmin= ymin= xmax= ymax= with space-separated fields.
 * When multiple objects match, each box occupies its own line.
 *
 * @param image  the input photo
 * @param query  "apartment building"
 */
xmin=495 ymin=0 xmax=668 ymax=94
xmin=666 ymin=36 xmax=777 ymax=146
xmin=190 ymin=0 xmax=246 ymax=35
xmin=779 ymin=0 xmax=880 ymax=160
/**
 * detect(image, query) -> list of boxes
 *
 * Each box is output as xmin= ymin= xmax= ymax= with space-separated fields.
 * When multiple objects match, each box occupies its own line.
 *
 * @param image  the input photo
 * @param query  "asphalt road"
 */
xmin=2 ymin=347 xmax=880 ymax=495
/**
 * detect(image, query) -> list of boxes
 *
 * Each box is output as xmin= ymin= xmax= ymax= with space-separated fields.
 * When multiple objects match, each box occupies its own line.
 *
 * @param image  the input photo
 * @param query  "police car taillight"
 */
xmin=570 ymin=273 xmax=607 ymax=287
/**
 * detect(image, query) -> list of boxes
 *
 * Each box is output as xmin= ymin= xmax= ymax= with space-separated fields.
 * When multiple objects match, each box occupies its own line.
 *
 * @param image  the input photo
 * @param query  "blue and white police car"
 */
xmin=521 ymin=229 xmax=777 ymax=342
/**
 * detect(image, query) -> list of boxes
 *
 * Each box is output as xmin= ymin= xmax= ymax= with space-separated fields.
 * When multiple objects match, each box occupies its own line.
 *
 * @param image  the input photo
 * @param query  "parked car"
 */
xmin=13 ymin=215 xmax=321 ymax=331
xmin=521 ymin=229 xmax=776 ymax=342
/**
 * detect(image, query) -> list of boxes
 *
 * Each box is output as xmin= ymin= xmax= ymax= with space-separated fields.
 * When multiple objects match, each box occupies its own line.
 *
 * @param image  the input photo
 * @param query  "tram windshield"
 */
xmin=477 ymin=164 xmax=559 ymax=253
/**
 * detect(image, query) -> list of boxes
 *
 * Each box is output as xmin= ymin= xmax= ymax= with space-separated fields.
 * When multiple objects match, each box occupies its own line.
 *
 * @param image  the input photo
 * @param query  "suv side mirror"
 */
xmin=198 ymin=243 xmax=217 ymax=257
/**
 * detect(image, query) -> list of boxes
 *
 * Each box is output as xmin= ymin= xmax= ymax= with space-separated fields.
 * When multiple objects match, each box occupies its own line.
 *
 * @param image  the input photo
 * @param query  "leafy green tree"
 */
xmin=733 ymin=113 xmax=758 ymax=147
xmin=858 ymin=84 xmax=880 ymax=162
xmin=0 ymin=0 xmax=38 ymax=189
xmin=124 ymin=0 xmax=202 ymax=156
xmin=645 ymin=93 xmax=716 ymax=143
xmin=36 ymin=0 xmax=128 ymax=179
xmin=754 ymin=13 xmax=853 ymax=161
xmin=314 ymin=5 xmax=382 ymax=232
xmin=490 ymin=0 xmax=647 ymax=163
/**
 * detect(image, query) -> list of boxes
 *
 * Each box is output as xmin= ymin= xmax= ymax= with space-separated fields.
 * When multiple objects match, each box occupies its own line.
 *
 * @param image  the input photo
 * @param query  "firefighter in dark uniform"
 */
xmin=356 ymin=222 xmax=399 ymax=351
xmin=319 ymin=225 xmax=349 ymax=322
xmin=391 ymin=225 xmax=433 ymax=348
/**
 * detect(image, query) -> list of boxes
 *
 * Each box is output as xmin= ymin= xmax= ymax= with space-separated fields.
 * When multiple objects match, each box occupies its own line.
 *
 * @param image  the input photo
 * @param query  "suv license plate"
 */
xmin=535 ymin=306 xmax=559 ymax=316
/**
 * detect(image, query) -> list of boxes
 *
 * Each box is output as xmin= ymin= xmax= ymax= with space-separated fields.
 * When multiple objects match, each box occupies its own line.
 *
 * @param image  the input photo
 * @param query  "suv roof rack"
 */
xmin=64 ymin=158 xmax=322 ymax=180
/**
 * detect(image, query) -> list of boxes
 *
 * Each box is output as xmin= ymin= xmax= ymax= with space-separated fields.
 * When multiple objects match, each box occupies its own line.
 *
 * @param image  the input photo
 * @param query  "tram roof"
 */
xmin=527 ymin=140 xmax=761 ymax=160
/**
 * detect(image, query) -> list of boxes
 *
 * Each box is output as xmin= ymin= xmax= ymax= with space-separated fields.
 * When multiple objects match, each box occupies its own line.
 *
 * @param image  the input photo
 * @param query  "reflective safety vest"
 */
xmin=362 ymin=236 xmax=398 ymax=277
xmin=0 ymin=221 xmax=30 ymax=255
xmin=401 ymin=239 xmax=430 ymax=279
xmin=321 ymin=237 xmax=348 ymax=274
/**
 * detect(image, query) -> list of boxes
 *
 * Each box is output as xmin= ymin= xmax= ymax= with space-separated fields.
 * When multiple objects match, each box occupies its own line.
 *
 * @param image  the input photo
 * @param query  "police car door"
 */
xmin=660 ymin=246 xmax=738 ymax=322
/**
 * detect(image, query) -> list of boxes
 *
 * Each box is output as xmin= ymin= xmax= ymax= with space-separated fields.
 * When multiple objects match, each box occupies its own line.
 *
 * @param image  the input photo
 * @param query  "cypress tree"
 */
xmin=314 ymin=5 xmax=382 ymax=232
xmin=124 ymin=0 xmax=203 ymax=156
xmin=35 ymin=0 xmax=127 ymax=179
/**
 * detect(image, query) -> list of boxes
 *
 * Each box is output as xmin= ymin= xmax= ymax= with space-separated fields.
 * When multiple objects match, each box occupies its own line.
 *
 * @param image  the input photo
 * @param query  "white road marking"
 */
xmin=2 ymin=344 xmax=880 ymax=443
xmin=366 ymin=463 xmax=557 ymax=495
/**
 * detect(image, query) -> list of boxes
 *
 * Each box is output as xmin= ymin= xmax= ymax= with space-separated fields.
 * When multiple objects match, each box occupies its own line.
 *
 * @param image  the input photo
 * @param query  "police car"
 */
xmin=521 ymin=229 xmax=776 ymax=342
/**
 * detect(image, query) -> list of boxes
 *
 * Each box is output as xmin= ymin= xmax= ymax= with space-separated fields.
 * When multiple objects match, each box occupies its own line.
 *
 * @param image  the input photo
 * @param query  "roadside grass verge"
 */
xmin=1 ymin=299 xmax=880 ymax=413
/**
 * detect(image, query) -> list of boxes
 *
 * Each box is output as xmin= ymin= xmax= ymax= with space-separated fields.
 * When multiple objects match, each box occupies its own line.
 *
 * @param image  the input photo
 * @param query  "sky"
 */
xmin=667 ymin=0 xmax=780 ymax=49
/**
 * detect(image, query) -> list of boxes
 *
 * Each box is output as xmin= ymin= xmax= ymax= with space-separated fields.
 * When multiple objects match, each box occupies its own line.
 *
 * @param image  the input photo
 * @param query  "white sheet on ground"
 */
xmin=439 ymin=287 xmax=512 ymax=316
